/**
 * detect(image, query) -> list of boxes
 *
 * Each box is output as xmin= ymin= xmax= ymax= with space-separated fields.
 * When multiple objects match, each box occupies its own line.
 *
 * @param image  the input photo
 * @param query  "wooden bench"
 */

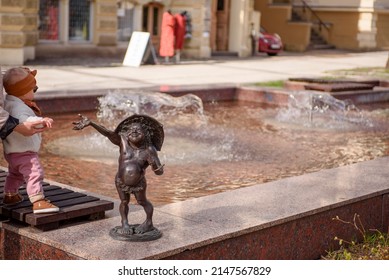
xmin=0 ymin=170 xmax=114 ymax=231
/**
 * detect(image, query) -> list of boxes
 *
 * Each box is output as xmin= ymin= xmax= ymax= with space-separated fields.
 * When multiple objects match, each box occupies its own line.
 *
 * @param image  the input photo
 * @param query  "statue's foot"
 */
xmin=117 ymin=226 xmax=134 ymax=235
xmin=135 ymin=221 xmax=154 ymax=234
xmin=110 ymin=224 xmax=162 ymax=241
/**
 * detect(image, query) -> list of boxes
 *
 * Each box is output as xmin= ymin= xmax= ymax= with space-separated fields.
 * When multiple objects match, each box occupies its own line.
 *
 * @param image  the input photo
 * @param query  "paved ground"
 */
xmin=21 ymin=49 xmax=389 ymax=94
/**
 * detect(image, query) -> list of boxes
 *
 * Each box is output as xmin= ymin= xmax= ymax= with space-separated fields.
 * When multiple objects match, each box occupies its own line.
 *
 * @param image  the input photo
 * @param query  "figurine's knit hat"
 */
xmin=3 ymin=67 xmax=37 ymax=97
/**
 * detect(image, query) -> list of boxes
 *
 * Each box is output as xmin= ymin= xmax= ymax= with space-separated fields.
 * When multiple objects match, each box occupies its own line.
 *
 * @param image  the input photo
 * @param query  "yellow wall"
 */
xmin=293 ymin=0 xmax=389 ymax=50
xmin=314 ymin=11 xmax=360 ymax=49
xmin=94 ymin=0 xmax=118 ymax=46
xmin=376 ymin=12 xmax=389 ymax=49
xmin=255 ymin=0 xmax=311 ymax=51
xmin=0 ymin=0 xmax=39 ymax=64
xmin=296 ymin=0 xmax=373 ymax=7
xmin=0 ymin=0 xmax=39 ymax=48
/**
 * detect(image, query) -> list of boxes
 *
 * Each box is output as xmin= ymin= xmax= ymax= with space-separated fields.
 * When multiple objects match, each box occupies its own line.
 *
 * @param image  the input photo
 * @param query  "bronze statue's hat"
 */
xmin=115 ymin=114 xmax=164 ymax=151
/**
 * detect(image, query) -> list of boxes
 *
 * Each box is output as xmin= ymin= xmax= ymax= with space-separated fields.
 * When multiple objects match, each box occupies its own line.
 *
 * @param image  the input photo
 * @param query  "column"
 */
xmin=0 ymin=0 xmax=39 ymax=65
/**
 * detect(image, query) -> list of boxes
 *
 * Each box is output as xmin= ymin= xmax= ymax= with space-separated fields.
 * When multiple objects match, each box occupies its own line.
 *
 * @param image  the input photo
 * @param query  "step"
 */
xmin=304 ymin=82 xmax=375 ymax=92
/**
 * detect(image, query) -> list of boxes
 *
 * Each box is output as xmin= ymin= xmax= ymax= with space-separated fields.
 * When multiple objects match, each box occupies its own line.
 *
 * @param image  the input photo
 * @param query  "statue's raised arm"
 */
xmin=73 ymin=114 xmax=120 ymax=145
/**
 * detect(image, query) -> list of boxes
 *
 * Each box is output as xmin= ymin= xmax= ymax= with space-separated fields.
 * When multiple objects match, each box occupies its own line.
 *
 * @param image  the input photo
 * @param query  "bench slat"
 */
xmin=9 ymin=192 xmax=89 ymax=220
xmin=0 ymin=168 xmax=114 ymax=231
xmin=25 ymin=200 xmax=114 ymax=226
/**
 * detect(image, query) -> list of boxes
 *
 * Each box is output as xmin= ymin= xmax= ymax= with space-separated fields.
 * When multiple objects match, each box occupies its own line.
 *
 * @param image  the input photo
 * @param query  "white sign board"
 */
xmin=123 ymin=32 xmax=150 ymax=67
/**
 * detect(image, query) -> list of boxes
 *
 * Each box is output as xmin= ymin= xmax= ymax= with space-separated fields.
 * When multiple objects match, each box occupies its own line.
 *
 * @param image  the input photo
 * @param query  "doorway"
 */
xmin=211 ymin=0 xmax=230 ymax=52
xmin=142 ymin=2 xmax=163 ymax=50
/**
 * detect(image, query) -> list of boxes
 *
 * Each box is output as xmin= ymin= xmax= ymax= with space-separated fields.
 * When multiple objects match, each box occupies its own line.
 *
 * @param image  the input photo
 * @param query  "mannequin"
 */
xmin=174 ymin=11 xmax=186 ymax=63
xmin=159 ymin=10 xmax=176 ymax=63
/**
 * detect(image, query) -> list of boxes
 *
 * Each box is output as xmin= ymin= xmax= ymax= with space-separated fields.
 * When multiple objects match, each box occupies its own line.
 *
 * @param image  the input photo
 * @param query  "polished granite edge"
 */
xmin=2 ymin=157 xmax=389 ymax=259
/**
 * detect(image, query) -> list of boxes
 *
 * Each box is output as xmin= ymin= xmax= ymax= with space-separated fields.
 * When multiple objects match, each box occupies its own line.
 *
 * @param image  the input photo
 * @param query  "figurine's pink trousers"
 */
xmin=4 ymin=152 xmax=45 ymax=203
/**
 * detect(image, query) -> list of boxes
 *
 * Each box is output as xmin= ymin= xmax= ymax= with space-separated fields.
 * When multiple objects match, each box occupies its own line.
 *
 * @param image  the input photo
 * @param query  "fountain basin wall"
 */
xmin=36 ymin=81 xmax=389 ymax=115
xmin=36 ymin=85 xmax=291 ymax=114
xmin=284 ymin=78 xmax=389 ymax=104
xmin=36 ymin=89 xmax=107 ymax=114
xmin=1 ymin=157 xmax=389 ymax=260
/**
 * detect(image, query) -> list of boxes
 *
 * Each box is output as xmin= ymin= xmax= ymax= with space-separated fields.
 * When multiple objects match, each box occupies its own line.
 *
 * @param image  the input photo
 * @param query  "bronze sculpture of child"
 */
xmin=73 ymin=114 xmax=164 ymax=241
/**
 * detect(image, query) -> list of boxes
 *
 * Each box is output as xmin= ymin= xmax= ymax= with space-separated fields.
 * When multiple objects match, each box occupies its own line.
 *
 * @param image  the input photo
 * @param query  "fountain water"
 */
xmin=276 ymin=90 xmax=373 ymax=129
xmin=38 ymin=90 xmax=389 ymax=205
xmin=96 ymin=90 xmax=207 ymax=127
xmin=48 ymin=91 xmax=237 ymax=166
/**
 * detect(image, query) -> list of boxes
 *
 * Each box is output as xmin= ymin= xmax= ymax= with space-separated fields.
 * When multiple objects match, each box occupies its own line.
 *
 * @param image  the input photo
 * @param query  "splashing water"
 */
xmin=276 ymin=91 xmax=373 ymax=129
xmin=49 ymin=91 xmax=236 ymax=165
xmin=48 ymin=90 xmax=378 ymax=170
xmin=96 ymin=90 xmax=207 ymax=129
xmin=94 ymin=91 xmax=236 ymax=164
xmin=40 ymin=93 xmax=389 ymax=205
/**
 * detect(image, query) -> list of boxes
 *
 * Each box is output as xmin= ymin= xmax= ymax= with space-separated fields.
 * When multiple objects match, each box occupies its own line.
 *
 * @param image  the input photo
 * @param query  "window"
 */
xmin=152 ymin=7 xmax=159 ymax=35
xmin=142 ymin=6 xmax=149 ymax=32
xmin=69 ymin=0 xmax=90 ymax=41
xmin=217 ymin=0 xmax=224 ymax=11
xmin=118 ymin=5 xmax=134 ymax=41
xmin=39 ymin=0 xmax=60 ymax=41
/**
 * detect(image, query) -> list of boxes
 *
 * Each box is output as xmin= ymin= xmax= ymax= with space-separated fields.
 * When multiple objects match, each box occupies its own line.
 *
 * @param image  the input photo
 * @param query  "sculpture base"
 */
xmin=109 ymin=225 xmax=162 ymax=242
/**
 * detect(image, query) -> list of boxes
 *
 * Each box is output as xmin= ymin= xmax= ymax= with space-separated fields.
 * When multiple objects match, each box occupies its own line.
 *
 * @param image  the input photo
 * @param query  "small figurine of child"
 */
xmin=73 ymin=114 xmax=164 ymax=237
xmin=2 ymin=67 xmax=59 ymax=213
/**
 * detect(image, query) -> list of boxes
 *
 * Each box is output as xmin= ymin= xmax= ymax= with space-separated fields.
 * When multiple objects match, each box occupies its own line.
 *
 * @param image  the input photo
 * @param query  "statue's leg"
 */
xmin=115 ymin=179 xmax=131 ymax=234
xmin=134 ymin=186 xmax=154 ymax=234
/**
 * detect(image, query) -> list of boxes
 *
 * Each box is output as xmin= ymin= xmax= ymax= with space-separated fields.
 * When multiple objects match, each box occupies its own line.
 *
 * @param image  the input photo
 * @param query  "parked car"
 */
xmin=258 ymin=27 xmax=283 ymax=56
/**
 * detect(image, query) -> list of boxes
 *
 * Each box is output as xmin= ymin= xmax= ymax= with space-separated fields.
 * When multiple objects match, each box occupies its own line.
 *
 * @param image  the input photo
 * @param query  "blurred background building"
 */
xmin=0 ymin=0 xmax=388 ymax=65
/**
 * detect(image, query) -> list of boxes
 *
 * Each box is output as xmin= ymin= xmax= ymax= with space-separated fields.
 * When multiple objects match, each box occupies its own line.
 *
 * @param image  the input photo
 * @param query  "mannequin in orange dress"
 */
xmin=47 ymin=1 xmax=59 ymax=40
xmin=159 ymin=10 xmax=176 ymax=63
xmin=174 ymin=12 xmax=186 ymax=63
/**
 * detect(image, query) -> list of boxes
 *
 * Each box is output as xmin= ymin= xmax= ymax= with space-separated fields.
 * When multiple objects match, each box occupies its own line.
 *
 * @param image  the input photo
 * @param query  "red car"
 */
xmin=258 ymin=27 xmax=283 ymax=56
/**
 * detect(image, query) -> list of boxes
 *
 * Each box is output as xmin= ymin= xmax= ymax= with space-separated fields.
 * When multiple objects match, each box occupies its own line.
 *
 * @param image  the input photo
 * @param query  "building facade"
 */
xmin=0 ymin=0 xmax=118 ymax=65
xmin=0 ymin=0 xmax=259 ymax=65
xmin=258 ymin=0 xmax=389 ymax=51
xmin=0 ymin=0 xmax=388 ymax=65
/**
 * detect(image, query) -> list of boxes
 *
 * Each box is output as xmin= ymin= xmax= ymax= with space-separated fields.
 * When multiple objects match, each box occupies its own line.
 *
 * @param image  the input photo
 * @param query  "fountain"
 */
xmin=2 ymin=86 xmax=389 ymax=260
xmin=42 ymin=90 xmax=389 ymax=206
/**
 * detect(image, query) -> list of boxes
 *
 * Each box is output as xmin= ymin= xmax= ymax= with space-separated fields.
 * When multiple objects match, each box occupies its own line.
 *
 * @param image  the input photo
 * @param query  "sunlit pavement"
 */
xmin=26 ymin=50 xmax=388 ymax=93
